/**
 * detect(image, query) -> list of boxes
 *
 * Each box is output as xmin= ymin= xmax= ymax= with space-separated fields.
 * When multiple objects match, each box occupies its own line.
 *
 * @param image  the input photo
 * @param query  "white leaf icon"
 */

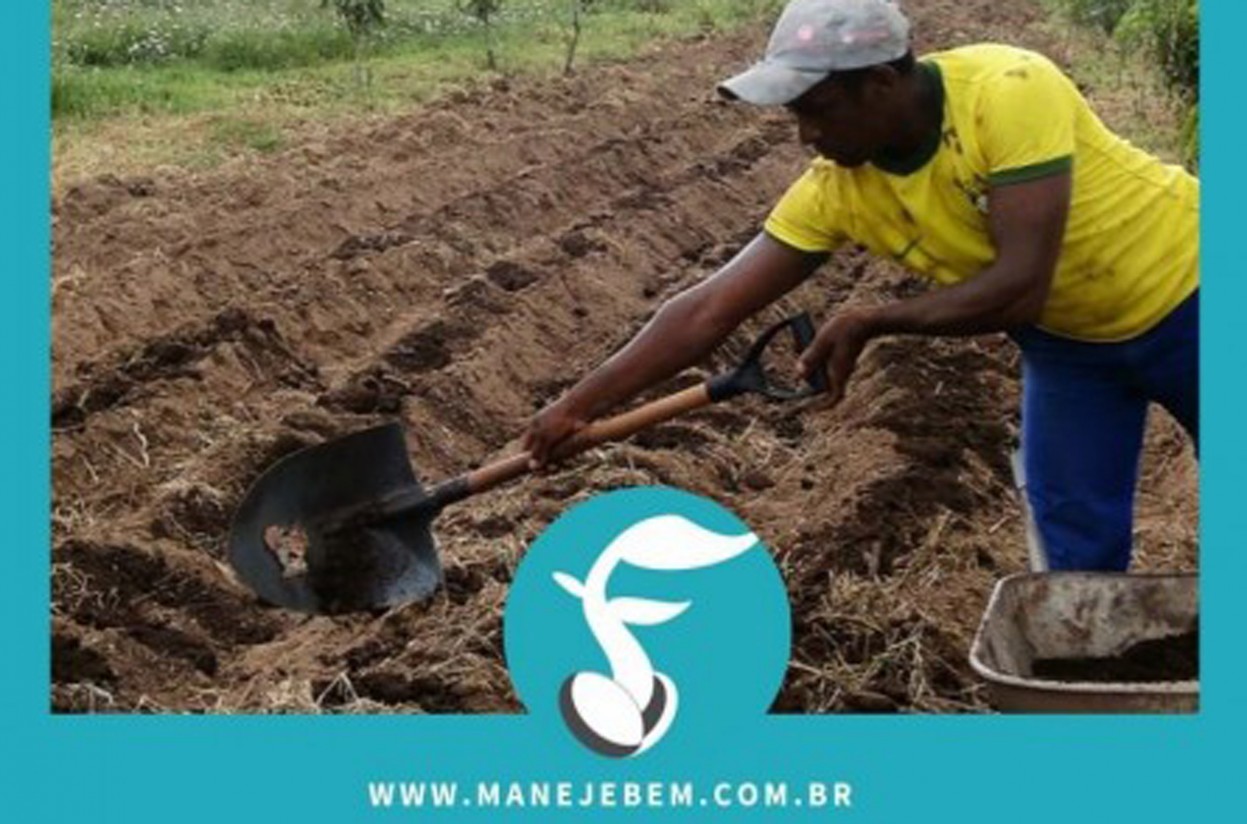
xmin=608 ymin=514 xmax=758 ymax=572
xmin=608 ymin=597 xmax=691 ymax=626
xmin=552 ymin=571 xmax=586 ymax=599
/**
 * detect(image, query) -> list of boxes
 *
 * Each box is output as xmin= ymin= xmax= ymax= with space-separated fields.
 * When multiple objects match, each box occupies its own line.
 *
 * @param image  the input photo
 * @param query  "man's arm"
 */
xmin=868 ymin=172 xmax=1070 ymax=334
xmin=798 ymin=172 xmax=1071 ymax=403
xmin=523 ymin=231 xmax=826 ymax=466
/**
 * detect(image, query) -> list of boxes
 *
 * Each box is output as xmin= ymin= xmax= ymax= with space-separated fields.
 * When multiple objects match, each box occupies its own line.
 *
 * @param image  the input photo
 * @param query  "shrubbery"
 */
xmin=1114 ymin=0 xmax=1198 ymax=99
xmin=1054 ymin=0 xmax=1198 ymax=164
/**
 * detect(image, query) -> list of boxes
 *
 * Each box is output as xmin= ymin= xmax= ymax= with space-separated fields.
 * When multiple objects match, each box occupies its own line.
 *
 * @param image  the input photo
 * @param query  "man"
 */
xmin=522 ymin=0 xmax=1199 ymax=572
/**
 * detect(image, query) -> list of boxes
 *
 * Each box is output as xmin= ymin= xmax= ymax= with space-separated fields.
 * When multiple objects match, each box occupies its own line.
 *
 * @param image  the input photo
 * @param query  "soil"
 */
xmin=50 ymin=0 xmax=1198 ymax=714
xmin=1032 ymin=631 xmax=1199 ymax=683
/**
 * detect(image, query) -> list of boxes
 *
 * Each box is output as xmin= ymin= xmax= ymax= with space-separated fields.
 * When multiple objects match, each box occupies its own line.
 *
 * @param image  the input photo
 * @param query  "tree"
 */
xmin=459 ymin=0 xmax=503 ymax=72
xmin=324 ymin=0 xmax=386 ymax=40
xmin=564 ymin=0 xmax=584 ymax=76
xmin=323 ymin=0 xmax=386 ymax=88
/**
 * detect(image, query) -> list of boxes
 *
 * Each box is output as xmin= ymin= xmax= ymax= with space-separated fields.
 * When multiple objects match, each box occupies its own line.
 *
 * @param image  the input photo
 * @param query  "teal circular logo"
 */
xmin=504 ymin=487 xmax=791 ymax=759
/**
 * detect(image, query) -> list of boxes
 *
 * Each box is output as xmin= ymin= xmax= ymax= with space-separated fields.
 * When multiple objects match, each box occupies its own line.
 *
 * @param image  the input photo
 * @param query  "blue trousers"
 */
xmin=1011 ymin=292 xmax=1199 ymax=571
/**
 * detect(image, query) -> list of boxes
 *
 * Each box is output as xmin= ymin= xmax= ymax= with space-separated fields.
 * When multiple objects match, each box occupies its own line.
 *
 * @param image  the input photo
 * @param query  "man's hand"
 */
xmin=797 ymin=172 xmax=1071 ymax=407
xmin=522 ymin=397 xmax=590 ymax=470
xmin=798 ymin=307 xmax=876 ymax=406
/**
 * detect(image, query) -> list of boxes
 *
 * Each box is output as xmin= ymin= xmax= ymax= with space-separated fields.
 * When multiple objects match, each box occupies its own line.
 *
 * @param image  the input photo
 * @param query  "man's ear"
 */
xmin=863 ymin=64 xmax=901 ymax=99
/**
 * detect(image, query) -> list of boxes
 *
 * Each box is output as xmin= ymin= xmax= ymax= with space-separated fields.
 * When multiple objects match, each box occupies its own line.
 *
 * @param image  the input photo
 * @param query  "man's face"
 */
xmin=785 ymin=74 xmax=888 ymax=167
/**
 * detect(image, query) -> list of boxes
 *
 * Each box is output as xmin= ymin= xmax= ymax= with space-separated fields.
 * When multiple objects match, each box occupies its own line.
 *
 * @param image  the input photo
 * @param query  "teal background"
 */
xmin=504 ymin=487 xmax=791 ymax=760
xmin=3 ymin=2 xmax=1240 ymax=821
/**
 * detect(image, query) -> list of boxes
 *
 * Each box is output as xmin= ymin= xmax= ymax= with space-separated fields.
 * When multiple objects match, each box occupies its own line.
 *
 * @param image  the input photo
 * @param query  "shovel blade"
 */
xmin=227 ymin=423 xmax=442 ymax=614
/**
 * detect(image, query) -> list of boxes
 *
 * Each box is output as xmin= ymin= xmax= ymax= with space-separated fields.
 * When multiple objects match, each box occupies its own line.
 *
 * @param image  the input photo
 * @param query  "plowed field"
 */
xmin=51 ymin=0 xmax=1197 ymax=713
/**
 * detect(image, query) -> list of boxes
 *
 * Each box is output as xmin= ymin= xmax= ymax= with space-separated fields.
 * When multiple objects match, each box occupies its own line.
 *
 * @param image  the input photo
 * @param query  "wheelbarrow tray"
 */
xmin=969 ymin=572 xmax=1198 ymax=714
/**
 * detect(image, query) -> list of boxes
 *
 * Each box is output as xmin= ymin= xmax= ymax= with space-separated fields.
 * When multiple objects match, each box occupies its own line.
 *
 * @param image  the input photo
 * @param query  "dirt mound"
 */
xmin=51 ymin=0 xmax=1197 ymax=713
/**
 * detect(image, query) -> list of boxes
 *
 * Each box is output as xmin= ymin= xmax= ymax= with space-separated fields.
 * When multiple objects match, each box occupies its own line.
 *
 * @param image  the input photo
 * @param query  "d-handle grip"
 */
xmin=706 ymin=312 xmax=830 ymax=402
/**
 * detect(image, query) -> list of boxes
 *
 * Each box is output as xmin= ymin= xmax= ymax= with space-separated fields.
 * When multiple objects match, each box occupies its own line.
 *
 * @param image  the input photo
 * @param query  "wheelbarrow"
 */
xmin=969 ymin=572 xmax=1199 ymax=713
xmin=227 ymin=313 xmax=826 ymax=614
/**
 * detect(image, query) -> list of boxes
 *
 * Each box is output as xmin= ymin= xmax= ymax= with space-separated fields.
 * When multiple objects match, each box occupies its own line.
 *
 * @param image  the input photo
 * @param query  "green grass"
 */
xmin=53 ymin=0 xmax=1199 ymax=185
xmin=209 ymin=115 xmax=286 ymax=153
xmin=51 ymin=0 xmax=781 ymax=186
xmin=52 ymin=0 xmax=780 ymax=121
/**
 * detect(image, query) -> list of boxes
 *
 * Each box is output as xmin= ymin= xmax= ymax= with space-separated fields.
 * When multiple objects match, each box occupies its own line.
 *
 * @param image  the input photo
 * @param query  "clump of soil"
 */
xmin=1032 ymin=632 xmax=1199 ymax=683
xmin=264 ymin=524 xmax=309 ymax=578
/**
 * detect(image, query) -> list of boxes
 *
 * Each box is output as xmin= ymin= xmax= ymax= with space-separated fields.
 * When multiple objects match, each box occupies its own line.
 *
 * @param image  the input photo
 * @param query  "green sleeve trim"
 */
xmin=762 ymin=228 xmax=836 ymax=259
xmin=988 ymin=155 xmax=1073 ymax=186
xmin=762 ymin=220 xmax=839 ymax=256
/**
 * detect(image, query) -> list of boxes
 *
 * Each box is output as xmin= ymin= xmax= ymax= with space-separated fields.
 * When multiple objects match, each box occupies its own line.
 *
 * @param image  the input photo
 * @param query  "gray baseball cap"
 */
xmin=719 ymin=0 xmax=911 ymax=106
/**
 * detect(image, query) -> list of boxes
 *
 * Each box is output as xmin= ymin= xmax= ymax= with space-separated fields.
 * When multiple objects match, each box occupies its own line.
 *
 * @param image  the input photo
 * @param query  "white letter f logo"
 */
xmin=552 ymin=514 xmax=758 ymax=757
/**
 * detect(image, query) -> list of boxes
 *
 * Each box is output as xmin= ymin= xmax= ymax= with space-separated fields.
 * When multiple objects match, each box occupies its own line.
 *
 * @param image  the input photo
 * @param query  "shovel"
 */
xmin=227 ymin=312 xmax=827 ymax=614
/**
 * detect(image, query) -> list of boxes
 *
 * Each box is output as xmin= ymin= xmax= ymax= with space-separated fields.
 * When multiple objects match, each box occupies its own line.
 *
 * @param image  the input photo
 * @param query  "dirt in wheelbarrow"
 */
xmin=50 ymin=0 xmax=1198 ymax=714
xmin=1032 ymin=631 xmax=1200 ymax=684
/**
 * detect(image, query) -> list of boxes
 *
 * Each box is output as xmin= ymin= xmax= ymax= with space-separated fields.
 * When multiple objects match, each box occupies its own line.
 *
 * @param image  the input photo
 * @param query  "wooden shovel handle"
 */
xmin=462 ymin=383 xmax=713 ymax=497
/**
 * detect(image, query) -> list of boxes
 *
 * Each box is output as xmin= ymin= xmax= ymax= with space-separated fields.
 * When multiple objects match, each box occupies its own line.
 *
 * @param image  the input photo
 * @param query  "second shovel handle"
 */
xmin=462 ymin=383 xmax=713 ymax=497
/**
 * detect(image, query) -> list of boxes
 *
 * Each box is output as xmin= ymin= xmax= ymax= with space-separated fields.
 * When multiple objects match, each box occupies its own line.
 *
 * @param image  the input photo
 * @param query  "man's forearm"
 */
xmin=563 ymin=291 xmax=736 ymax=419
xmin=866 ymin=172 xmax=1067 ymax=339
xmin=554 ymin=232 xmax=823 ymax=420
xmin=862 ymin=264 xmax=1049 ymax=338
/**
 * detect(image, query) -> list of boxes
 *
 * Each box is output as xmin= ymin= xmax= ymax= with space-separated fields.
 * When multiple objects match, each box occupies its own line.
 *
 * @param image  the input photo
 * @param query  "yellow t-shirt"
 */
xmin=764 ymin=44 xmax=1199 ymax=342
